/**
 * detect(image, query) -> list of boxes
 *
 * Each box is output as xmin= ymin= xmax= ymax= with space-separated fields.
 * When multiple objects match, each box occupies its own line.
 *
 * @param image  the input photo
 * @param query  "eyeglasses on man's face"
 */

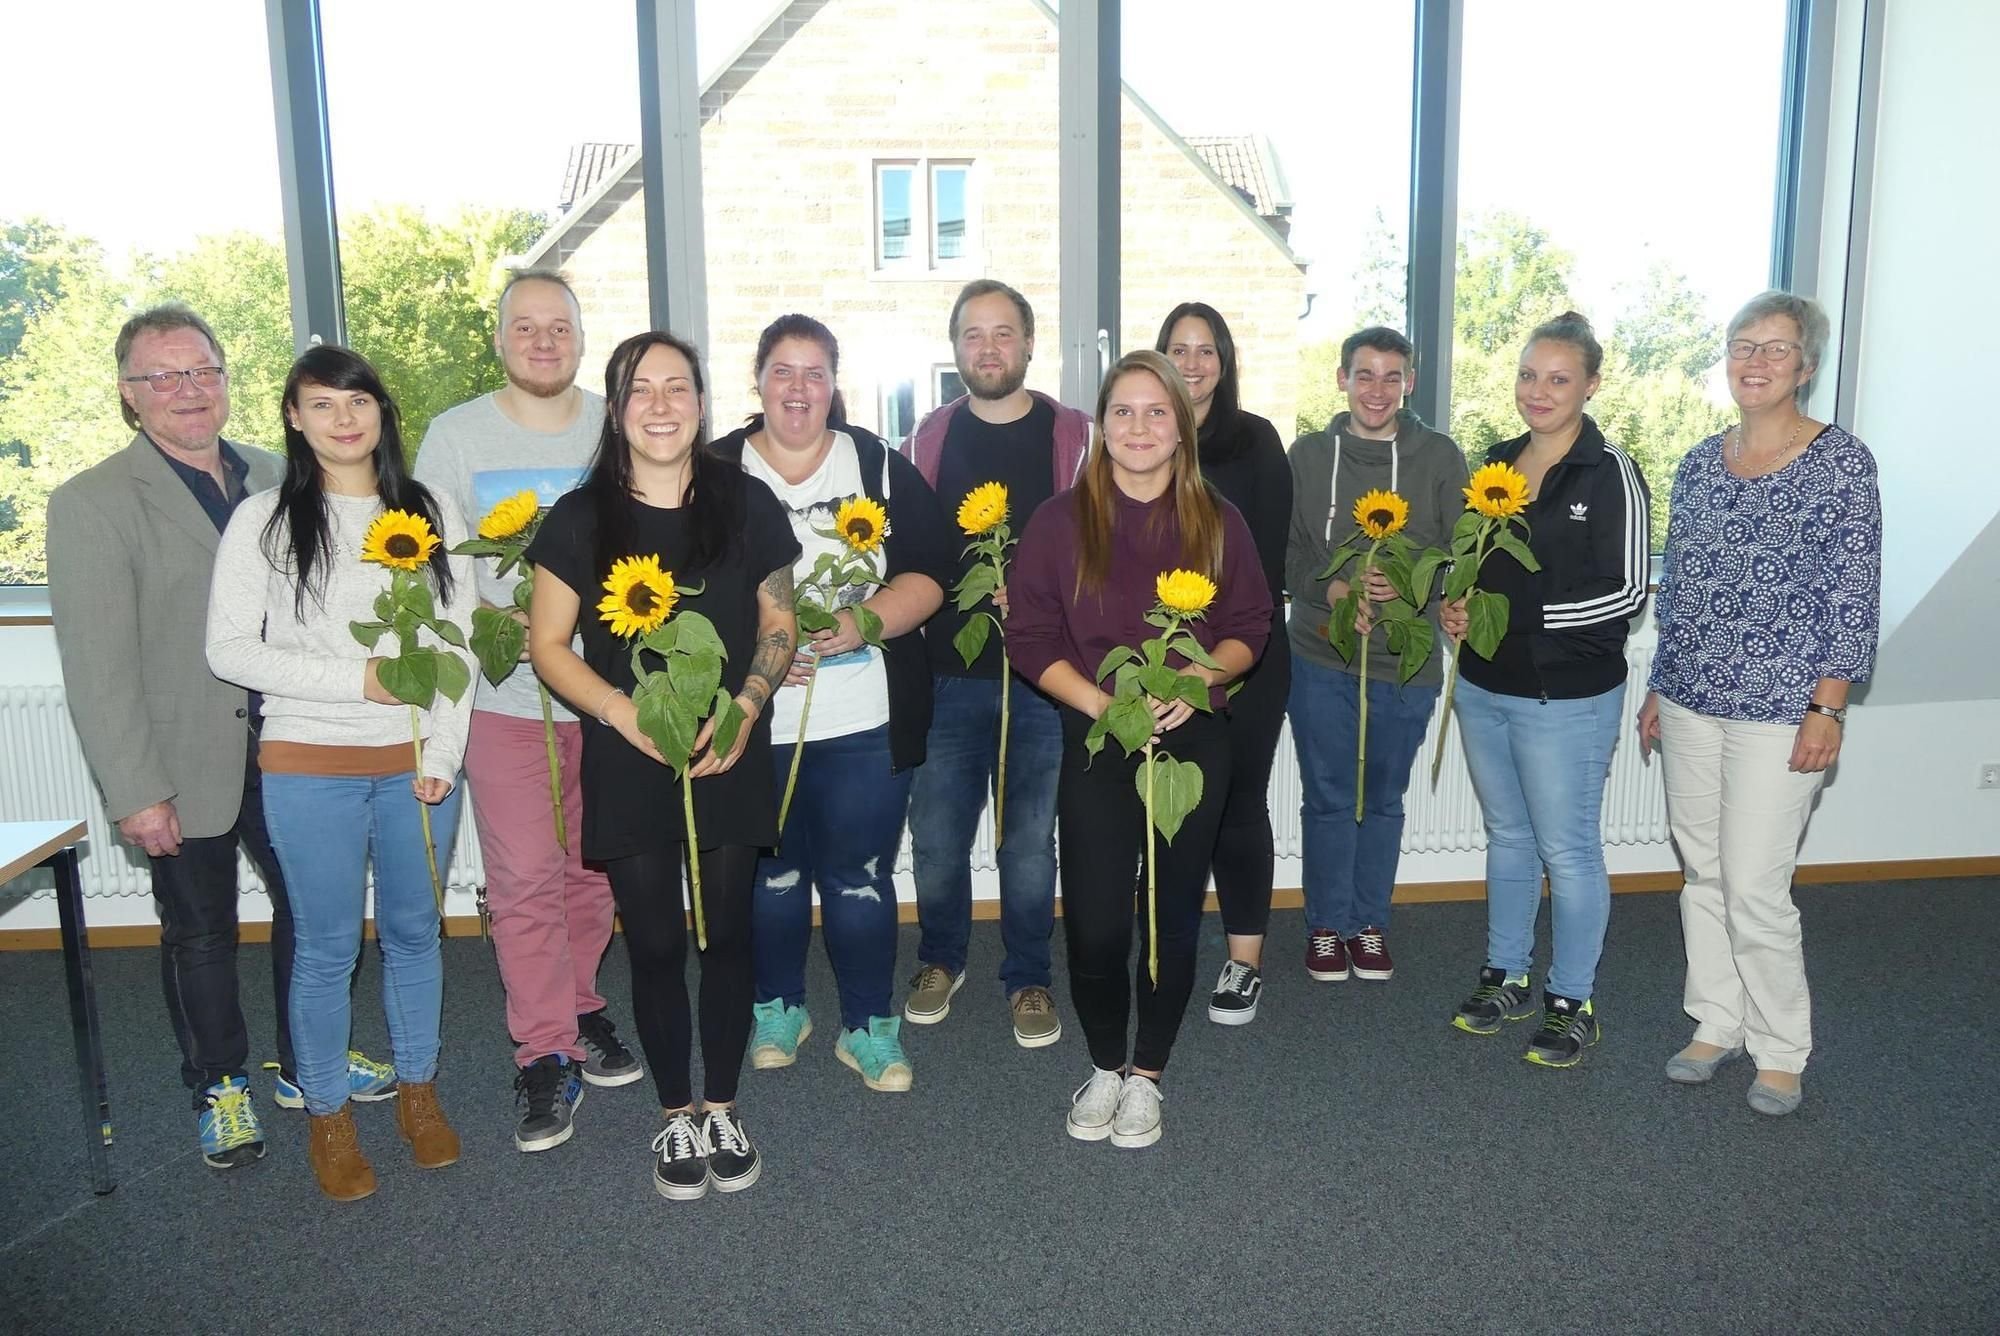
xmin=122 ymin=366 xmax=227 ymax=393
xmin=1725 ymin=339 xmax=1801 ymax=363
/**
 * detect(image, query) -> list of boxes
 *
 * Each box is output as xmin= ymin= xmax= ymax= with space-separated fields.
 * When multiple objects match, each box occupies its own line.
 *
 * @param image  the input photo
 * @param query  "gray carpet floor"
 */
xmin=1 ymin=879 xmax=1995 ymax=1335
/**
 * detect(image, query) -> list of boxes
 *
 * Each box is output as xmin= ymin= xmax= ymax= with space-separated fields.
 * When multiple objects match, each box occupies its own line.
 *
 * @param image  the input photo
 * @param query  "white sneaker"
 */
xmin=1111 ymin=1074 xmax=1163 ymax=1149
xmin=1066 ymin=1067 xmax=1123 ymax=1142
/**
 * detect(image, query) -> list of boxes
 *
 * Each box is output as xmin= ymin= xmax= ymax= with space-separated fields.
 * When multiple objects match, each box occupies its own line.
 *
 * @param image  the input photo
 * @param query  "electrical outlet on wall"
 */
xmin=1980 ymin=763 xmax=2000 ymax=791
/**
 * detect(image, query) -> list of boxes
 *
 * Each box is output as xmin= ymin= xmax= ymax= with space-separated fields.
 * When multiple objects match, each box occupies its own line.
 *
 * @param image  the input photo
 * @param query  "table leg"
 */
xmin=53 ymin=844 xmax=114 ymax=1195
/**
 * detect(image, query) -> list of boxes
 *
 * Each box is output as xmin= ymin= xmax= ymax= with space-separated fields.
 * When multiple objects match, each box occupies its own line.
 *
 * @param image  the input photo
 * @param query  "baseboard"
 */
xmin=6 ymin=854 xmax=1994 ymax=951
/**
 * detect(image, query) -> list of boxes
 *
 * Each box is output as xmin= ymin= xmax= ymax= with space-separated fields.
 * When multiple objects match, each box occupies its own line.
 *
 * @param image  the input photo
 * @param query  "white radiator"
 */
xmin=1 ymin=647 xmax=1666 ymax=904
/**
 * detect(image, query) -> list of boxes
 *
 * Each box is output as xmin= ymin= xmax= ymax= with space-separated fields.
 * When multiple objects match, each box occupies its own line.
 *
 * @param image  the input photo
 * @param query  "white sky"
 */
xmin=4 ymin=0 xmax=1786 ymax=338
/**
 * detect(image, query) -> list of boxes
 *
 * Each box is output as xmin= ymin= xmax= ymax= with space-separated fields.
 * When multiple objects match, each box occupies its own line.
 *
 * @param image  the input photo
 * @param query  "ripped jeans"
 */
xmin=752 ymin=723 xmax=910 ymax=1031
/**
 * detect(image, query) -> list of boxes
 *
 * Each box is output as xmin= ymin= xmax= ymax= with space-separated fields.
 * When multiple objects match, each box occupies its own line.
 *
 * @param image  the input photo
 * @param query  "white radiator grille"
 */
xmin=2 ymin=648 xmax=1665 ymax=901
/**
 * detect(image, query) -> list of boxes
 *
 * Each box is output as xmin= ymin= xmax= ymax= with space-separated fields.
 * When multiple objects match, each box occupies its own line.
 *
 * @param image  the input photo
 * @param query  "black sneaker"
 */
xmin=1524 ymin=993 xmax=1599 ymax=1068
xmin=577 ymin=1010 xmax=644 ymax=1088
xmin=513 ymin=1055 xmax=585 ymax=1152
xmin=1206 ymin=959 xmax=1262 ymax=1026
xmin=1452 ymin=967 xmax=1537 ymax=1035
xmin=652 ymin=1111 xmax=709 ymax=1201
xmin=701 ymin=1107 xmax=762 ymax=1194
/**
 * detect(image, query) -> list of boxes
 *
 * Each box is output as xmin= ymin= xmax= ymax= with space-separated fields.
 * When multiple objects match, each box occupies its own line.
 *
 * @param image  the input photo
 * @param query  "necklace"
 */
xmin=1731 ymin=415 xmax=1806 ymax=474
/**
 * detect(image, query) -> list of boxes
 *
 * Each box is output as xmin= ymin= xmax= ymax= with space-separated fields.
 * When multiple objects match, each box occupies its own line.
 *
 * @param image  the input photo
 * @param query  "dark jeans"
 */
xmin=1058 ymin=708 xmax=1230 ymax=1075
xmin=606 ymin=845 xmax=758 ymax=1110
xmin=753 ymin=724 xmax=909 ymax=1031
xmin=1213 ymin=637 xmax=1290 ymax=938
xmin=149 ymin=748 xmax=294 ymax=1101
xmin=907 ymin=674 xmax=1063 ymax=994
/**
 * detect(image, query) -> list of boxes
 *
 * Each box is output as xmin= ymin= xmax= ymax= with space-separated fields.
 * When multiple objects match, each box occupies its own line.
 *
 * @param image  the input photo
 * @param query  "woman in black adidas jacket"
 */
xmin=1440 ymin=312 xmax=1650 ymax=1070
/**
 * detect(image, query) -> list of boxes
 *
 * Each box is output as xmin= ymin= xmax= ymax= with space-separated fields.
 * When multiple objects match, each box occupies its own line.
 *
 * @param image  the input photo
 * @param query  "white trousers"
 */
xmin=1657 ymin=697 xmax=1827 ymax=1073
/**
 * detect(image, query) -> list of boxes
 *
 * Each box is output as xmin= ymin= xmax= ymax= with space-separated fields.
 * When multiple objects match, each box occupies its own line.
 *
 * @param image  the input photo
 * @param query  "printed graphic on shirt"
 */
xmin=780 ymin=492 xmax=876 ymax=670
xmin=472 ymin=465 xmax=588 ymax=519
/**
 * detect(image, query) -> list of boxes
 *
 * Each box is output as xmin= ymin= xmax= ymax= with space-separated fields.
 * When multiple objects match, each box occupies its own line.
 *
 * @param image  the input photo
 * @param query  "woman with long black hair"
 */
xmin=528 ymin=331 xmax=799 ymax=1199
xmin=207 ymin=345 xmax=475 ymax=1202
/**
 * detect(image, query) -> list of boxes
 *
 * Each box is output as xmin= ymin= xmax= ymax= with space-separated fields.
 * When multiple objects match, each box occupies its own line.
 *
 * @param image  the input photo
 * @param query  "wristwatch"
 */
xmin=1803 ymin=702 xmax=1847 ymax=724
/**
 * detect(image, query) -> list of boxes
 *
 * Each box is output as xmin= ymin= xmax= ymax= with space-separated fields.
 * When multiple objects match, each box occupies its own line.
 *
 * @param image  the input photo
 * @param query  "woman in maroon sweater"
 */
xmin=1009 ymin=349 xmax=1271 ymax=1149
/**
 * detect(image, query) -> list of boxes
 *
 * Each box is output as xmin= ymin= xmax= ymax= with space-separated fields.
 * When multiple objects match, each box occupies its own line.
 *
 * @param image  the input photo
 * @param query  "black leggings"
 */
xmin=604 ymin=844 xmax=757 ymax=1110
xmin=1213 ymin=637 xmax=1290 ymax=938
xmin=1058 ymin=709 xmax=1231 ymax=1075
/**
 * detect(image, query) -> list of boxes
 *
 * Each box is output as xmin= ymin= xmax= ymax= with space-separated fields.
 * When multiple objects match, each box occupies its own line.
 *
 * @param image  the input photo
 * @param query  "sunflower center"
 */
xmin=845 ymin=520 xmax=873 ymax=542
xmin=1368 ymin=509 xmax=1394 ymax=528
xmin=1484 ymin=486 xmax=1509 ymax=502
xmin=385 ymin=534 xmax=420 ymax=559
xmin=626 ymin=586 xmax=658 ymax=615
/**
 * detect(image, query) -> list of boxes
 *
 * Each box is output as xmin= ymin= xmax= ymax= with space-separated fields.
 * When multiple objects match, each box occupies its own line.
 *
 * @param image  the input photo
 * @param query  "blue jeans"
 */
xmin=907 ymin=674 xmax=1062 ymax=994
xmin=1287 ymin=655 xmax=1439 ymax=936
xmin=1454 ymin=677 xmax=1624 ymax=1001
xmin=754 ymin=724 xmax=909 ymax=1032
xmin=262 ymin=770 xmax=462 ymax=1116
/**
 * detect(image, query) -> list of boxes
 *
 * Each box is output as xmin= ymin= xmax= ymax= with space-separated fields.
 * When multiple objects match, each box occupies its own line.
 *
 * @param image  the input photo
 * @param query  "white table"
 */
xmin=2 ymin=820 xmax=112 ymax=1194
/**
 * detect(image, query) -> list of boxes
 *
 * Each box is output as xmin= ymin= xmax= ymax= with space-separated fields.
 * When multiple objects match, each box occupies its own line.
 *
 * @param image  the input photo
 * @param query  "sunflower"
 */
xmin=1155 ymin=569 xmax=1218 ymax=616
xmin=597 ymin=554 xmax=678 ymax=639
xmin=477 ymin=490 xmax=541 ymax=541
xmin=360 ymin=510 xmax=441 ymax=571
xmin=834 ymin=496 xmax=890 ymax=553
xmin=1352 ymin=488 xmax=1410 ymax=540
xmin=1463 ymin=463 xmax=1530 ymax=519
xmin=955 ymin=481 xmax=1009 ymax=536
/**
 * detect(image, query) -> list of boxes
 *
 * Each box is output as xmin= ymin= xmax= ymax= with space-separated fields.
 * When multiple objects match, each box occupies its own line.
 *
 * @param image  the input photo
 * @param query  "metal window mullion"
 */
xmin=1833 ymin=0 xmax=1885 ymax=426
xmin=1059 ymin=0 xmax=1118 ymax=411
xmin=638 ymin=0 xmax=708 ymax=349
xmin=1406 ymin=0 xmax=1462 ymax=433
xmin=264 ymin=0 xmax=344 ymax=350
xmin=1772 ymin=0 xmax=1838 ymax=292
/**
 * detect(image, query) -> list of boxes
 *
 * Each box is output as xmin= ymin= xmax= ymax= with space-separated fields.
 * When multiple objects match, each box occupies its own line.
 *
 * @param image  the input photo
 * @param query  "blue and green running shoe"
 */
xmin=198 ymin=1075 xmax=266 ymax=1169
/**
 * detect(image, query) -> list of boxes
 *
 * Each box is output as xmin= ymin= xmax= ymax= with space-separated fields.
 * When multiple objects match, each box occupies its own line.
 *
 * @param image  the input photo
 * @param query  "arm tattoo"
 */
xmin=744 ymin=627 xmax=792 ymax=709
xmin=760 ymin=563 xmax=794 ymax=606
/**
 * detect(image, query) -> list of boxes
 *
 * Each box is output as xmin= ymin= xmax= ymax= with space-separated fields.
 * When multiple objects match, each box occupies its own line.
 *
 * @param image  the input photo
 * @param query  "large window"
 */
xmin=1122 ymin=2 xmax=1416 ymax=442
xmin=0 ymin=1 xmax=288 ymax=585
xmin=1452 ymin=0 xmax=1791 ymax=541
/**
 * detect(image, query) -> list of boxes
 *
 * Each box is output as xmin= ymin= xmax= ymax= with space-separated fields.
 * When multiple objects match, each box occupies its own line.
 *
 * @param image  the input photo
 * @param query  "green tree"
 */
xmin=0 ymin=218 xmax=105 ymax=367
xmin=1454 ymin=211 xmax=1576 ymax=356
xmin=1294 ymin=339 xmax=1343 ymax=438
xmin=1615 ymin=261 xmax=1722 ymax=381
xmin=1351 ymin=208 xmax=1407 ymax=332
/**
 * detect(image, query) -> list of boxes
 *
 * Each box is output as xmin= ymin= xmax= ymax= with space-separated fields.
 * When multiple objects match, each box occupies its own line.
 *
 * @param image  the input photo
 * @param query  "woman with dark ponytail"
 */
xmin=206 ymin=345 xmax=475 ymax=1202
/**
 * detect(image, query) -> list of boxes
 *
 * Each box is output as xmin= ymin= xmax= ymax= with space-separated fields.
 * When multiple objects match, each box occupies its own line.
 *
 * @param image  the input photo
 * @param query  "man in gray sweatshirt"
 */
xmin=1284 ymin=327 xmax=1469 ymax=985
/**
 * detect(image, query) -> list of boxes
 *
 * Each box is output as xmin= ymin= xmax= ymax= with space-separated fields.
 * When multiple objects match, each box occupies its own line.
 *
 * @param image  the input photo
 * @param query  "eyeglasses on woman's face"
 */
xmin=1725 ymin=339 xmax=1801 ymax=363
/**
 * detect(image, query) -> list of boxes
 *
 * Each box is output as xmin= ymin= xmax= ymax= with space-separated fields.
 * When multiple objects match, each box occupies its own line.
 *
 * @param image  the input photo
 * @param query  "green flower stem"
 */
xmin=540 ymin=681 xmax=567 ymax=853
xmin=410 ymin=704 xmax=444 ymax=914
xmin=1144 ymin=739 xmax=1158 ymax=988
xmin=1430 ymin=525 xmax=1492 ymax=786
xmin=996 ymin=645 xmax=1010 ymax=850
xmin=1355 ymin=546 xmax=1376 ymax=824
xmin=683 ymin=770 xmax=707 ymax=950
xmin=776 ymin=658 xmax=818 ymax=838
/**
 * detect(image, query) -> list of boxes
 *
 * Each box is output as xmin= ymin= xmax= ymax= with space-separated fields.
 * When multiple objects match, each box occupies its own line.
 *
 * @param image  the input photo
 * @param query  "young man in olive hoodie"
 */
xmin=1284 ymin=327 xmax=1469 ymax=983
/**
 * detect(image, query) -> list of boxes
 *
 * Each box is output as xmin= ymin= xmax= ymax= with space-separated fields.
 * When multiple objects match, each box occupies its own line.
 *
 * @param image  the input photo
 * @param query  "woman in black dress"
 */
xmin=528 ymin=331 xmax=798 ymax=1200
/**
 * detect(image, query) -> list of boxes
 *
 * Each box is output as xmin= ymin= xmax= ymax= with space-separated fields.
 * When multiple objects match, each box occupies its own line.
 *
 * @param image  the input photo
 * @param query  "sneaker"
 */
xmin=701 ymin=1107 xmax=762 ymax=1193
xmin=197 ymin=1075 xmax=266 ymax=1169
xmin=1346 ymin=927 xmax=1394 ymax=981
xmin=1010 ymin=986 xmax=1063 ymax=1048
xmin=263 ymin=1051 xmax=397 ymax=1110
xmin=577 ymin=1010 xmax=644 ymax=1088
xmin=749 ymin=999 xmax=813 ymax=1070
xmin=651 ymin=1111 xmax=709 ymax=1201
xmin=1451 ymin=967 xmax=1536 ymax=1035
xmin=1524 ymin=994 xmax=1600 ymax=1068
xmin=835 ymin=1016 xmax=914 ymax=1092
xmin=1207 ymin=960 xmax=1263 ymax=1025
xmin=1110 ymin=1074 xmax=1163 ymax=1149
xmin=1306 ymin=928 xmax=1349 ymax=981
xmin=513 ymin=1055 xmax=585 ymax=1152
xmin=1066 ymin=1067 xmax=1124 ymax=1142
xmin=903 ymin=964 xmax=964 ymax=1025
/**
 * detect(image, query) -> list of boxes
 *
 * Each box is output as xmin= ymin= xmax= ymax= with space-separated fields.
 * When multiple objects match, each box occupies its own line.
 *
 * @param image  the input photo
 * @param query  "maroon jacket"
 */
xmin=904 ymin=391 xmax=1093 ymax=493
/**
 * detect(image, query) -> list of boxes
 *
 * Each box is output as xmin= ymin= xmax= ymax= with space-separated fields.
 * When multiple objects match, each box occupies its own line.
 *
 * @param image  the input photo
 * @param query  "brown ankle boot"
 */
xmin=396 ymin=1080 xmax=461 ymax=1169
xmin=307 ymin=1107 xmax=377 ymax=1202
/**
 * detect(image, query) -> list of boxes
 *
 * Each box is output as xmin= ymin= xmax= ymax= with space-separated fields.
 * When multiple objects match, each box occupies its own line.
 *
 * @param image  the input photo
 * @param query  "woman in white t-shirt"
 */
xmin=711 ymin=314 xmax=953 ymax=1093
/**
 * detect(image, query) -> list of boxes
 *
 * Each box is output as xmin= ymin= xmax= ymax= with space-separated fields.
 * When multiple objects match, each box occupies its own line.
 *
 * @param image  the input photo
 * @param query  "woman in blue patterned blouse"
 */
xmin=1637 ymin=290 xmax=1881 ymax=1118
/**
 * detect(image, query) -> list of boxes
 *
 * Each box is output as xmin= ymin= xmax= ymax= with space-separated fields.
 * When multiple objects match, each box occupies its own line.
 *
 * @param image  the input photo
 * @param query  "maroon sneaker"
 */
xmin=1347 ymin=927 xmax=1394 ymax=981
xmin=1306 ymin=928 xmax=1350 ymax=982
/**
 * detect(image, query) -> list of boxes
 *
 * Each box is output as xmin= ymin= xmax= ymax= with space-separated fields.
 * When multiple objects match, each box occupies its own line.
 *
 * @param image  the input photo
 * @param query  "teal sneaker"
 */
xmin=835 ymin=1016 xmax=914 ymax=1092
xmin=264 ymin=1051 xmax=398 ymax=1109
xmin=198 ymin=1075 xmax=266 ymax=1169
xmin=749 ymin=1000 xmax=813 ymax=1070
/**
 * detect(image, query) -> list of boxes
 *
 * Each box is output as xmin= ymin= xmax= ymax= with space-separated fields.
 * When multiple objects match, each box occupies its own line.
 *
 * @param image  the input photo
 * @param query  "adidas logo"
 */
xmin=1568 ymin=502 xmax=1589 ymax=522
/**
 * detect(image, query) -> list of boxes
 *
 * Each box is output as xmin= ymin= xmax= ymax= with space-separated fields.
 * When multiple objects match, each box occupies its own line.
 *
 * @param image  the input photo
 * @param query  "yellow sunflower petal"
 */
xmin=1352 ymin=488 xmax=1411 ymax=540
xmin=478 ymin=490 xmax=541 ymax=541
xmin=955 ymin=481 xmax=1010 ymax=536
xmin=360 ymin=510 xmax=441 ymax=571
xmin=834 ymin=495 xmax=890 ymax=554
xmin=1155 ymin=568 xmax=1218 ymax=616
xmin=596 ymin=554 xmax=678 ymax=639
xmin=1463 ymin=463 xmax=1530 ymax=519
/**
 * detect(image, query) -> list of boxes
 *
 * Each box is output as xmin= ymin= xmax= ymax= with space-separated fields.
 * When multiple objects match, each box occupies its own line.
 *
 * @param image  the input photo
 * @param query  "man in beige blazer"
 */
xmin=46 ymin=304 xmax=325 ymax=1169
